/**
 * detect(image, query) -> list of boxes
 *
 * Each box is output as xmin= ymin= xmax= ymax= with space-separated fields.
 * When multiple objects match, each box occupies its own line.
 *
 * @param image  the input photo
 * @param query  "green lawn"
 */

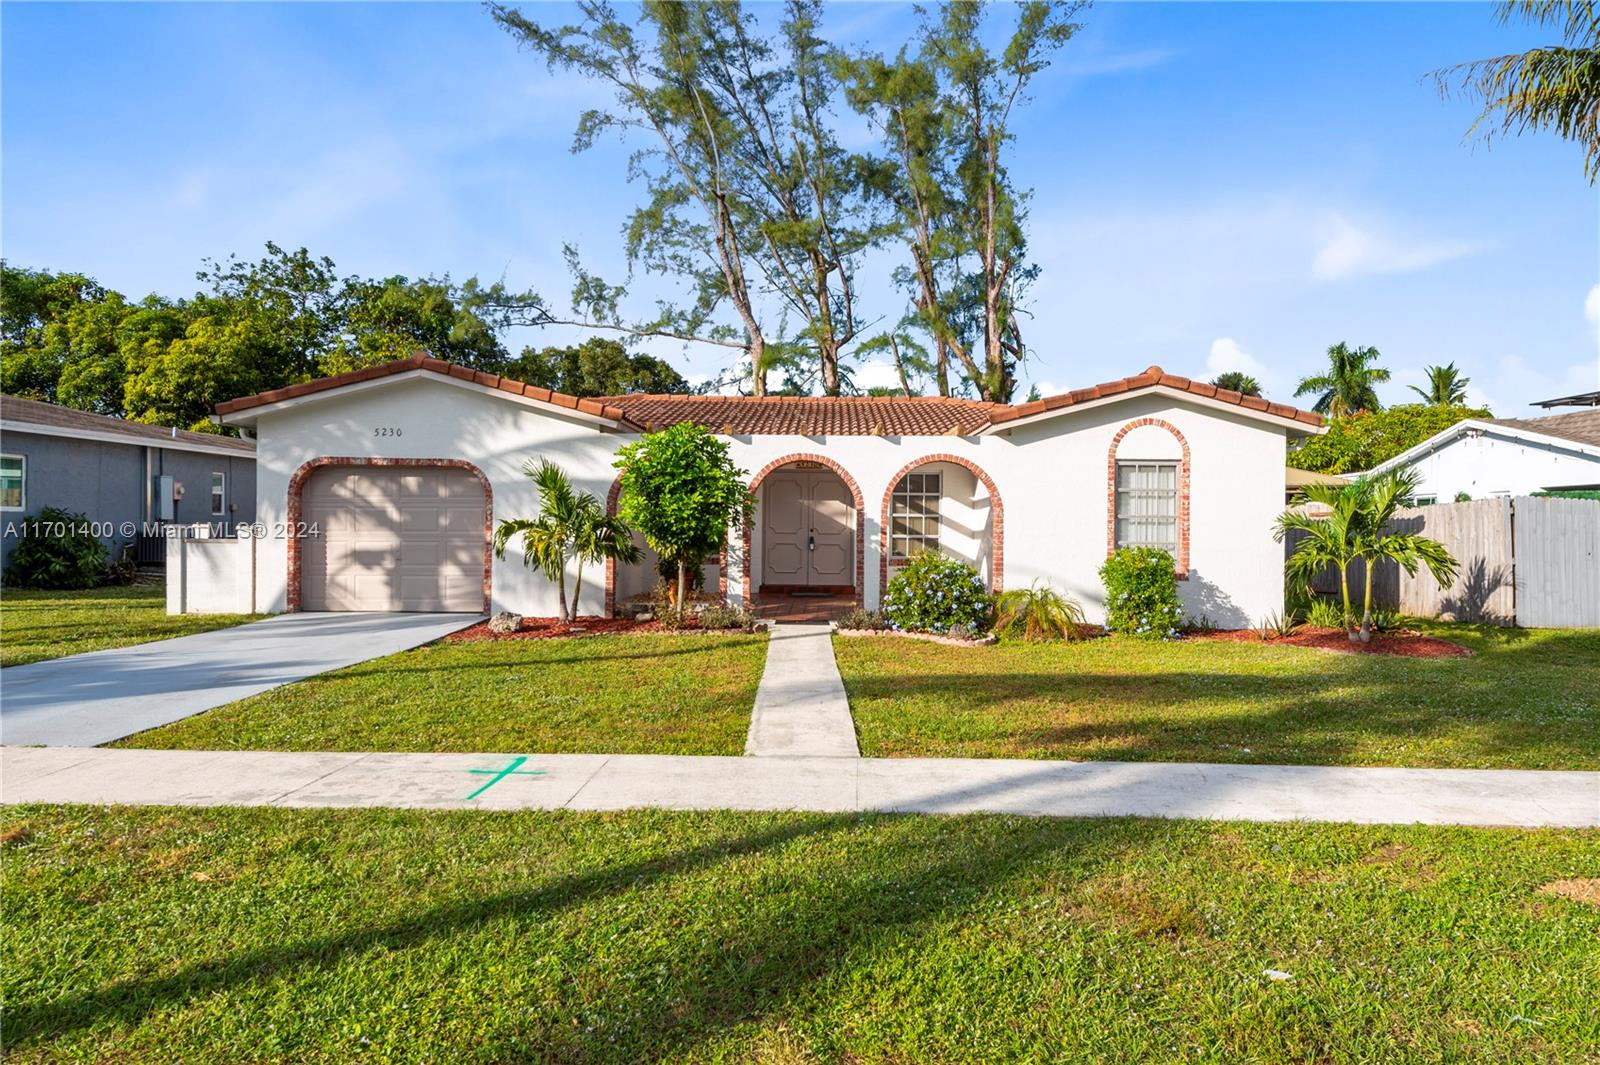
xmin=835 ymin=622 xmax=1600 ymax=770
xmin=0 ymin=586 xmax=264 ymax=668
xmin=120 ymin=633 xmax=769 ymax=755
xmin=3 ymin=804 xmax=1596 ymax=1063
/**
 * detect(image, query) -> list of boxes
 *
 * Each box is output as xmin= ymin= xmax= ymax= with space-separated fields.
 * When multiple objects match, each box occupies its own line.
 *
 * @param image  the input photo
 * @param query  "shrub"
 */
xmin=1098 ymin=547 xmax=1183 ymax=640
xmin=1256 ymin=609 xmax=1300 ymax=640
xmin=698 ymin=603 xmax=755 ymax=631
xmin=837 ymin=607 xmax=888 ymax=631
xmin=3 ymin=508 xmax=109 ymax=589
xmin=993 ymin=581 xmax=1087 ymax=641
xmin=881 ymin=552 xmax=993 ymax=635
xmin=1306 ymin=597 xmax=1346 ymax=629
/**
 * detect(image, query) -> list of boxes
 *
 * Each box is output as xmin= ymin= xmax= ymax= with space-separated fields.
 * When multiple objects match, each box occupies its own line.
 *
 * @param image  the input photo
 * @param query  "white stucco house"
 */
xmin=199 ymin=353 xmax=1324 ymax=627
xmin=1364 ymin=409 xmax=1600 ymax=503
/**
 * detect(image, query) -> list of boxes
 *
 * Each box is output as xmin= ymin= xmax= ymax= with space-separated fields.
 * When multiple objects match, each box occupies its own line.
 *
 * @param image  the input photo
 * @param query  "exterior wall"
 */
xmin=246 ymin=376 xmax=1292 ymax=626
xmin=1382 ymin=429 xmax=1600 ymax=502
xmin=168 ymin=535 xmax=256 ymax=615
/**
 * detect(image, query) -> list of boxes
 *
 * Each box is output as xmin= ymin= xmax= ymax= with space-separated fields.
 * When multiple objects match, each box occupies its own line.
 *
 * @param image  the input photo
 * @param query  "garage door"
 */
xmin=300 ymin=466 xmax=485 ymax=612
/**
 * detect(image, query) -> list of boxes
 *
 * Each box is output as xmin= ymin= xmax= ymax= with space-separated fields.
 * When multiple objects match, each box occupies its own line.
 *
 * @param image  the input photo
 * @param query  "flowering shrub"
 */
xmin=882 ymin=552 xmax=993 ymax=635
xmin=1098 ymin=547 xmax=1183 ymax=640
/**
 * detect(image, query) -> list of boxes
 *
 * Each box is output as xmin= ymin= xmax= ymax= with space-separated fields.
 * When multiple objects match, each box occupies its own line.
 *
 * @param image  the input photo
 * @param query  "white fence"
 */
xmin=167 ymin=528 xmax=257 ymax=615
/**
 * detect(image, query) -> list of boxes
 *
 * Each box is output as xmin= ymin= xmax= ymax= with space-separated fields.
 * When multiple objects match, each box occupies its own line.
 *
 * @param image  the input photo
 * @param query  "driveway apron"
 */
xmin=0 ymin=612 xmax=479 ymax=747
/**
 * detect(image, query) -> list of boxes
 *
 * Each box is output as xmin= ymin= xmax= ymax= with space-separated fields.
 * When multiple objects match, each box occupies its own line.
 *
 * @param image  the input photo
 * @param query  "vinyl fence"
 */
xmin=1287 ymin=495 xmax=1600 ymax=628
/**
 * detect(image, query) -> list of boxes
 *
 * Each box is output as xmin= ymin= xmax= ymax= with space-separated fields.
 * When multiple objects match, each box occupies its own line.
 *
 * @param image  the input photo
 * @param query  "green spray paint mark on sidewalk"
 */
xmin=465 ymin=756 xmax=547 ymax=800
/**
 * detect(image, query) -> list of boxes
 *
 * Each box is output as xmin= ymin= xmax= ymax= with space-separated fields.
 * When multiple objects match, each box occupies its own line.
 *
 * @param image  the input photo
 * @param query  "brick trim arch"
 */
xmin=1106 ymin=418 xmax=1190 ymax=577
xmin=742 ymin=453 xmax=866 ymax=604
xmin=879 ymin=454 xmax=1005 ymax=599
xmin=286 ymin=457 xmax=493 ymax=613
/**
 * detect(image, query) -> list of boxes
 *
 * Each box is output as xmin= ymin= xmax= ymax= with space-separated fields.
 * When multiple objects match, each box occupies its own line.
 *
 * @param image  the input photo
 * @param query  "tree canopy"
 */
xmin=1288 ymin=403 xmax=1493 ymax=474
xmin=1294 ymin=342 xmax=1392 ymax=417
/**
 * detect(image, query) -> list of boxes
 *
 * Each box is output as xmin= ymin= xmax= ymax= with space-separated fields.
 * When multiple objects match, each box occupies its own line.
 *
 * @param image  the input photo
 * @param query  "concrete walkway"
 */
xmin=0 ymin=613 xmax=480 ymax=746
xmin=4 ymin=746 xmax=1596 ymax=827
xmin=744 ymin=622 xmax=859 ymax=757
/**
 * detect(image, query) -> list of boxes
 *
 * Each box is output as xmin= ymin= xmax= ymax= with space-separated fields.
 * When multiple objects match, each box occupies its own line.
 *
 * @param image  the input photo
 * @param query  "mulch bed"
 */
xmin=834 ymin=628 xmax=999 ymax=647
xmin=445 ymin=616 xmax=762 ymax=642
xmin=1199 ymin=626 xmax=1474 ymax=658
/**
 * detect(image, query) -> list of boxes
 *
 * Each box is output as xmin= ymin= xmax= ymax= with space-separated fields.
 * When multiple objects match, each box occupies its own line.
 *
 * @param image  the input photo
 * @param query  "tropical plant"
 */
xmin=882 ymin=552 xmax=994 ymax=635
xmin=493 ymin=459 xmax=640 ymax=623
xmin=837 ymin=606 xmax=889 ymax=631
xmin=1408 ymin=362 xmax=1472 ymax=407
xmin=2 ymin=507 xmax=108 ymax=589
xmin=1275 ymin=481 xmax=1366 ymax=634
xmin=613 ymin=423 xmax=754 ymax=608
xmin=1212 ymin=371 xmax=1263 ymax=397
xmin=1349 ymin=470 xmax=1459 ymax=642
xmin=1432 ymin=0 xmax=1600 ymax=182
xmin=1287 ymin=403 xmax=1491 ymax=473
xmin=993 ymin=581 xmax=1088 ymax=641
xmin=1098 ymin=547 xmax=1184 ymax=640
xmin=1306 ymin=597 xmax=1347 ymax=629
xmin=1294 ymin=342 xmax=1391 ymax=417
xmin=1256 ymin=609 xmax=1301 ymax=640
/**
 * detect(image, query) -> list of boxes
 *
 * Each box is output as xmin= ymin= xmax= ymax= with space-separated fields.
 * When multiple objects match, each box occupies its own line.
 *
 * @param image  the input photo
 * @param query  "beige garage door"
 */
xmin=300 ymin=466 xmax=485 ymax=612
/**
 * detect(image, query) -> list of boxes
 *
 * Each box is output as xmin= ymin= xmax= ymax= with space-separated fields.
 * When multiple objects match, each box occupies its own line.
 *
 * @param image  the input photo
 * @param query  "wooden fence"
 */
xmin=1286 ymin=496 xmax=1599 ymax=628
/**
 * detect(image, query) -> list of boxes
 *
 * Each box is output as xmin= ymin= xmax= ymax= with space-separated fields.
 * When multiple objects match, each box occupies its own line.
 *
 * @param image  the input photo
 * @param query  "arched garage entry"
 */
xmin=287 ymin=458 xmax=492 ymax=613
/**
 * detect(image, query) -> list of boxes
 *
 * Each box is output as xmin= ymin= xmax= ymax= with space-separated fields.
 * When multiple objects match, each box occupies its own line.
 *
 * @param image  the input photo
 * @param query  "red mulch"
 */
xmin=445 ymin=616 xmax=703 ymax=642
xmin=1198 ymin=626 xmax=1473 ymax=658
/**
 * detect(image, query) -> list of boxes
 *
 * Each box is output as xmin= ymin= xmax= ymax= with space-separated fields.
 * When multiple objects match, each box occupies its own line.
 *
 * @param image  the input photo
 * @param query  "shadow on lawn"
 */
xmin=7 ymin=811 xmax=1164 ymax=1059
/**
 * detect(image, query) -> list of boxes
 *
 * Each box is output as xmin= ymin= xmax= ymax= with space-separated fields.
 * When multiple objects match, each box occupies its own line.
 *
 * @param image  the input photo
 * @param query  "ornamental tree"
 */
xmin=612 ymin=423 xmax=754 ymax=608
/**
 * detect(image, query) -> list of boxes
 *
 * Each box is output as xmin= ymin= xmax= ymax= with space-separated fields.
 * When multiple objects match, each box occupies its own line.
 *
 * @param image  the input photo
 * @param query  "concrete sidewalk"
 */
xmin=744 ymin=623 xmax=859 ymax=757
xmin=5 ymin=746 xmax=1596 ymax=827
xmin=0 ymin=612 xmax=480 ymax=746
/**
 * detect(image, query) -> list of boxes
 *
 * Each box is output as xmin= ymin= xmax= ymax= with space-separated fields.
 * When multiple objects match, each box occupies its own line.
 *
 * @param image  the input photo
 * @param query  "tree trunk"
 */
xmin=557 ymin=566 xmax=570 ymax=627
xmin=572 ymin=558 xmax=586 ymax=625
xmin=677 ymin=557 xmax=689 ymax=616
xmin=820 ymin=339 xmax=840 ymax=396
xmin=1338 ymin=564 xmax=1356 ymax=641
xmin=749 ymin=335 xmax=767 ymax=396
xmin=1359 ymin=557 xmax=1375 ymax=643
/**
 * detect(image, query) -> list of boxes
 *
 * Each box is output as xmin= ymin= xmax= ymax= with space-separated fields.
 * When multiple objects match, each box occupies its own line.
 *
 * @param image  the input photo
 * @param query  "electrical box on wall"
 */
xmin=155 ymin=475 xmax=175 ymax=521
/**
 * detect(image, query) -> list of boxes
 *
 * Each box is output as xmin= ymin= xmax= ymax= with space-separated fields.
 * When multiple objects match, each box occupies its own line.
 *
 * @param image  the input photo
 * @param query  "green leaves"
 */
xmin=1293 ymin=342 xmax=1392 ymax=417
xmin=1289 ymin=404 xmax=1493 ymax=474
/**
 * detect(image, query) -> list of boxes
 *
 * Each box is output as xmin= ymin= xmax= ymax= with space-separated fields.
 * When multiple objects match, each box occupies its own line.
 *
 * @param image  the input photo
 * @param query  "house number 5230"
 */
xmin=373 ymin=427 xmax=403 ymax=437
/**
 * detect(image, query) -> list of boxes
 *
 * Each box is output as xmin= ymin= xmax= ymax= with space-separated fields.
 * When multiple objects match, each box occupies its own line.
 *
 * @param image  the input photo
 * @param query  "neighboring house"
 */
xmin=1364 ymin=410 xmax=1600 ymax=503
xmin=207 ymin=354 xmax=1322 ymax=627
xmin=0 ymin=395 xmax=257 ymax=574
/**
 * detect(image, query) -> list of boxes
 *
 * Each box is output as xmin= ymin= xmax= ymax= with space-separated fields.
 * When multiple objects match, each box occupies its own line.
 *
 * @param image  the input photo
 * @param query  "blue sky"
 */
xmin=4 ymin=1 xmax=1596 ymax=414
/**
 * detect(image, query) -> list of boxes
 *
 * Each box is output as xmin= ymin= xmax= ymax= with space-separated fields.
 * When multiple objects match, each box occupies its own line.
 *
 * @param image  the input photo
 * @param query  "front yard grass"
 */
xmin=119 ymin=633 xmax=768 ymax=755
xmin=835 ymin=622 xmax=1600 ymax=770
xmin=4 ymin=804 xmax=1596 ymax=1063
xmin=0 ymin=586 xmax=264 ymax=668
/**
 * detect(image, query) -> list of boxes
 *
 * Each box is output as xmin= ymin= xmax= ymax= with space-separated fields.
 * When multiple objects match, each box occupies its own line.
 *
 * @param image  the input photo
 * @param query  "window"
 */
xmin=889 ymin=472 xmax=941 ymax=560
xmin=0 ymin=455 xmax=23 ymax=511
xmin=209 ymin=471 xmax=226 ymax=516
xmin=1114 ymin=461 xmax=1178 ymax=552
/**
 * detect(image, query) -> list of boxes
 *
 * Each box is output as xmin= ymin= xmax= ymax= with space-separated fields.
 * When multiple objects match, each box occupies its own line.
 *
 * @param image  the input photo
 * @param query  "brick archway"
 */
xmin=742 ymin=453 xmax=866 ymax=604
xmin=285 ymin=457 xmax=493 ymax=613
xmin=1107 ymin=418 xmax=1191 ymax=576
xmin=879 ymin=454 xmax=1005 ymax=599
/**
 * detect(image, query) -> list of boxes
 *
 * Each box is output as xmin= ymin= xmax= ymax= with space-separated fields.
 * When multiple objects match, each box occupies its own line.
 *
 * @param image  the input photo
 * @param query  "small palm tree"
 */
xmin=1408 ymin=362 xmax=1472 ymax=407
xmin=1433 ymin=0 xmax=1600 ymax=183
xmin=1351 ymin=470 xmax=1458 ymax=642
xmin=1294 ymin=342 xmax=1391 ymax=417
xmin=993 ymin=581 xmax=1088 ymax=641
xmin=1275 ymin=481 xmax=1366 ymax=635
xmin=493 ymin=460 xmax=640 ymax=623
xmin=1212 ymin=371 xmax=1263 ymax=397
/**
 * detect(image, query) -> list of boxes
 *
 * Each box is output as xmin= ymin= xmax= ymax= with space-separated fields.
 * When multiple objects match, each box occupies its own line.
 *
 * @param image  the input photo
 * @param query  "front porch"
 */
xmin=750 ymin=590 xmax=859 ymax=623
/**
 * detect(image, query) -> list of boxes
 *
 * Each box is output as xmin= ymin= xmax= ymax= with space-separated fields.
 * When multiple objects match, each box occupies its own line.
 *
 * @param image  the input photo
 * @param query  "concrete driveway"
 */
xmin=0 ymin=612 xmax=480 ymax=747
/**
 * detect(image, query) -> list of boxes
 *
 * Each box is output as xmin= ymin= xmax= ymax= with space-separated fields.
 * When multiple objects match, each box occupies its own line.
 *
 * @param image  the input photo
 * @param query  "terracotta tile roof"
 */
xmin=2 ymin=394 xmax=256 ymax=452
xmin=214 ymin=353 xmax=640 ymax=425
xmin=212 ymin=355 xmax=1322 ymax=435
xmin=988 ymin=365 xmax=1323 ymax=428
xmin=594 ymin=394 xmax=1000 ymax=436
xmin=1492 ymin=409 xmax=1600 ymax=449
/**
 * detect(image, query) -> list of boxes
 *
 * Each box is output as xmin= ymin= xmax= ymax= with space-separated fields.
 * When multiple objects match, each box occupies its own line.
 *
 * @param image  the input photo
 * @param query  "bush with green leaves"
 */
xmin=3 ymin=507 xmax=109 ymax=589
xmin=993 ymin=581 xmax=1087 ymax=641
xmin=837 ymin=607 xmax=888 ymax=631
xmin=1306 ymin=598 xmax=1346 ymax=629
xmin=881 ymin=552 xmax=993 ymax=635
xmin=698 ymin=603 xmax=755 ymax=631
xmin=1098 ymin=547 xmax=1183 ymax=640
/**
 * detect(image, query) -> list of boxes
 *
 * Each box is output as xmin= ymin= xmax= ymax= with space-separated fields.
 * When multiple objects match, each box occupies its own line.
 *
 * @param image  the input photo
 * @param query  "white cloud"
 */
xmin=1205 ymin=337 xmax=1267 ymax=380
xmin=1311 ymin=214 xmax=1480 ymax=283
xmin=849 ymin=359 xmax=905 ymax=393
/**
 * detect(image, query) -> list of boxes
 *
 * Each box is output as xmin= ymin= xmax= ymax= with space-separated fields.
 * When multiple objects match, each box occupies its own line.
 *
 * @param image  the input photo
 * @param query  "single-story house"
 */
xmin=1 ymin=395 xmax=257 ymax=574
xmin=1364 ymin=409 xmax=1600 ymax=503
xmin=202 ymin=354 xmax=1323 ymax=627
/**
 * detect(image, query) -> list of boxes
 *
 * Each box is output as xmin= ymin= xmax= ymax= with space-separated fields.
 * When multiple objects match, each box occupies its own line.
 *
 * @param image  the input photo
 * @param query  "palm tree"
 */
xmin=493 ymin=459 xmax=640 ymax=623
xmin=1294 ymin=342 xmax=1391 ymax=417
xmin=1275 ymin=480 xmax=1366 ymax=635
xmin=993 ymin=581 xmax=1088 ymax=641
xmin=1433 ymin=0 xmax=1600 ymax=182
xmin=1212 ymin=371 xmax=1263 ymax=397
xmin=1351 ymin=470 xmax=1458 ymax=642
xmin=1408 ymin=362 xmax=1472 ymax=407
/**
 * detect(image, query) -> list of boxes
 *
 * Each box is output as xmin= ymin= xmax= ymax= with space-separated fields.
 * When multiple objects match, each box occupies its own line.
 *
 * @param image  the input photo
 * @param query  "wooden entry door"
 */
xmin=762 ymin=468 xmax=854 ymax=591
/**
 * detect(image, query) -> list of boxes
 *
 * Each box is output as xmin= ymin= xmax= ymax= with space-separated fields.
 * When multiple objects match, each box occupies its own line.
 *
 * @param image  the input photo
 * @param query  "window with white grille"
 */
xmin=1114 ymin=462 xmax=1178 ymax=552
xmin=889 ymin=472 xmax=941 ymax=560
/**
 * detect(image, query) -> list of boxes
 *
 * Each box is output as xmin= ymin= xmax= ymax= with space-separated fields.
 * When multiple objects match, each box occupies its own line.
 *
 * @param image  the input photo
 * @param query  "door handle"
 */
xmin=808 ymin=535 xmax=815 ymax=551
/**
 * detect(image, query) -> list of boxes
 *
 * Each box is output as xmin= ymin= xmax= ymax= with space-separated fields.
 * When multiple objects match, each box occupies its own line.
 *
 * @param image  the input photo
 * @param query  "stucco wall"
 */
xmin=1384 ymin=428 xmax=1600 ymax=502
xmin=245 ymin=375 xmax=1293 ymax=626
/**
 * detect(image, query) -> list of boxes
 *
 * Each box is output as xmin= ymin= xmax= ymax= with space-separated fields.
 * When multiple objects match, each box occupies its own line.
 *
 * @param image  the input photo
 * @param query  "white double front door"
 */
xmin=762 ymin=467 xmax=854 ymax=590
